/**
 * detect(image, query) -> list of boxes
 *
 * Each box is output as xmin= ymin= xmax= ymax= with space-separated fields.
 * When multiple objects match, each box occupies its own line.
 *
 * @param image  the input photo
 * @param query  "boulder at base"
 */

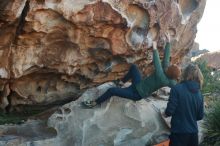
xmin=47 ymin=82 xmax=170 ymax=146
xmin=0 ymin=82 xmax=205 ymax=146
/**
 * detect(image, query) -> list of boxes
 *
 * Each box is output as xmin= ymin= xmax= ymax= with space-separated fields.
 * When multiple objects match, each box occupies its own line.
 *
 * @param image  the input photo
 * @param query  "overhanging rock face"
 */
xmin=0 ymin=0 xmax=206 ymax=109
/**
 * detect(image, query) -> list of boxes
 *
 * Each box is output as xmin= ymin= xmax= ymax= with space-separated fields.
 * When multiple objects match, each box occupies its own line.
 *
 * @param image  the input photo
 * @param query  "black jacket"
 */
xmin=165 ymin=81 xmax=204 ymax=133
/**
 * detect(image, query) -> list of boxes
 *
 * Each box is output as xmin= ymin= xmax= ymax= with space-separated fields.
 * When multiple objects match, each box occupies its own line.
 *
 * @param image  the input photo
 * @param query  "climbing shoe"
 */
xmin=113 ymin=79 xmax=124 ymax=87
xmin=81 ymin=100 xmax=97 ymax=108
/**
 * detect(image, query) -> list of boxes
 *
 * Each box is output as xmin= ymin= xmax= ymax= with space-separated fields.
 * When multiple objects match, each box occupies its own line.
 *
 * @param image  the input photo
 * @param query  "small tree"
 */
xmin=202 ymin=99 xmax=220 ymax=146
xmin=195 ymin=59 xmax=220 ymax=145
xmin=195 ymin=59 xmax=220 ymax=93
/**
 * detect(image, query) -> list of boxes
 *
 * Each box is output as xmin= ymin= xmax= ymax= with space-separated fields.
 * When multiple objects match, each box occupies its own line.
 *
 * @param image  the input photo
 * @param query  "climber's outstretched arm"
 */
xmin=162 ymin=42 xmax=171 ymax=71
xmin=152 ymin=41 xmax=163 ymax=76
xmin=162 ymin=33 xmax=171 ymax=71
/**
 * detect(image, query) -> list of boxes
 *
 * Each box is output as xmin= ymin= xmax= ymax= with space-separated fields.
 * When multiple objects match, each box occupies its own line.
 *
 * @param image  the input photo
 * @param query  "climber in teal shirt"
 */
xmin=83 ymin=34 xmax=181 ymax=108
xmin=135 ymin=42 xmax=178 ymax=98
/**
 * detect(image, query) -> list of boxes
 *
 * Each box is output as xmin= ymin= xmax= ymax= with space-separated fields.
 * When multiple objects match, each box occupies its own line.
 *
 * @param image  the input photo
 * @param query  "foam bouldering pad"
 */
xmin=154 ymin=139 xmax=170 ymax=146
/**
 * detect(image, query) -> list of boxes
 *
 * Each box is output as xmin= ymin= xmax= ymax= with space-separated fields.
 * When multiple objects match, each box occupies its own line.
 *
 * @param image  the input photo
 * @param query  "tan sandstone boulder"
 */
xmin=0 ymin=0 xmax=206 ymax=111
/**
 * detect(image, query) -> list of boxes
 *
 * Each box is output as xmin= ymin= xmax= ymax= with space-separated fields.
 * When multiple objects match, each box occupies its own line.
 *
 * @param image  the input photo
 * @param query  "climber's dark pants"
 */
xmin=96 ymin=64 xmax=142 ymax=104
xmin=169 ymin=133 xmax=198 ymax=146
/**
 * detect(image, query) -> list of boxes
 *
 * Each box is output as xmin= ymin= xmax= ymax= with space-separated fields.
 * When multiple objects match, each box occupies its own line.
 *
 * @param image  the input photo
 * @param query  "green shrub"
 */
xmin=195 ymin=60 xmax=220 ymax=93
xmin=0 ymin=113 xmax=25 ymax=125
xmin=202 ymin=99 xmax=220 ymax=146
xmin=0 ymin=106 xmax=46 ymax=125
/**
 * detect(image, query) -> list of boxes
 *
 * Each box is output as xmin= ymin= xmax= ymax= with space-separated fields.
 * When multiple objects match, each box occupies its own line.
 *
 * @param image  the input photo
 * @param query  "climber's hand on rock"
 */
xmin=152 ymin=41 xmax=157 ymax=50
xmin=165 ymin=32 xmax=171 ymax=42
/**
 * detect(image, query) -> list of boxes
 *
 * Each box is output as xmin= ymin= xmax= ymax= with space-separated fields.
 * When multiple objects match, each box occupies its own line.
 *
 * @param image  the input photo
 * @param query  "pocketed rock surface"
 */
xmin=0 ymin=0 xmax=206 ymax=110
